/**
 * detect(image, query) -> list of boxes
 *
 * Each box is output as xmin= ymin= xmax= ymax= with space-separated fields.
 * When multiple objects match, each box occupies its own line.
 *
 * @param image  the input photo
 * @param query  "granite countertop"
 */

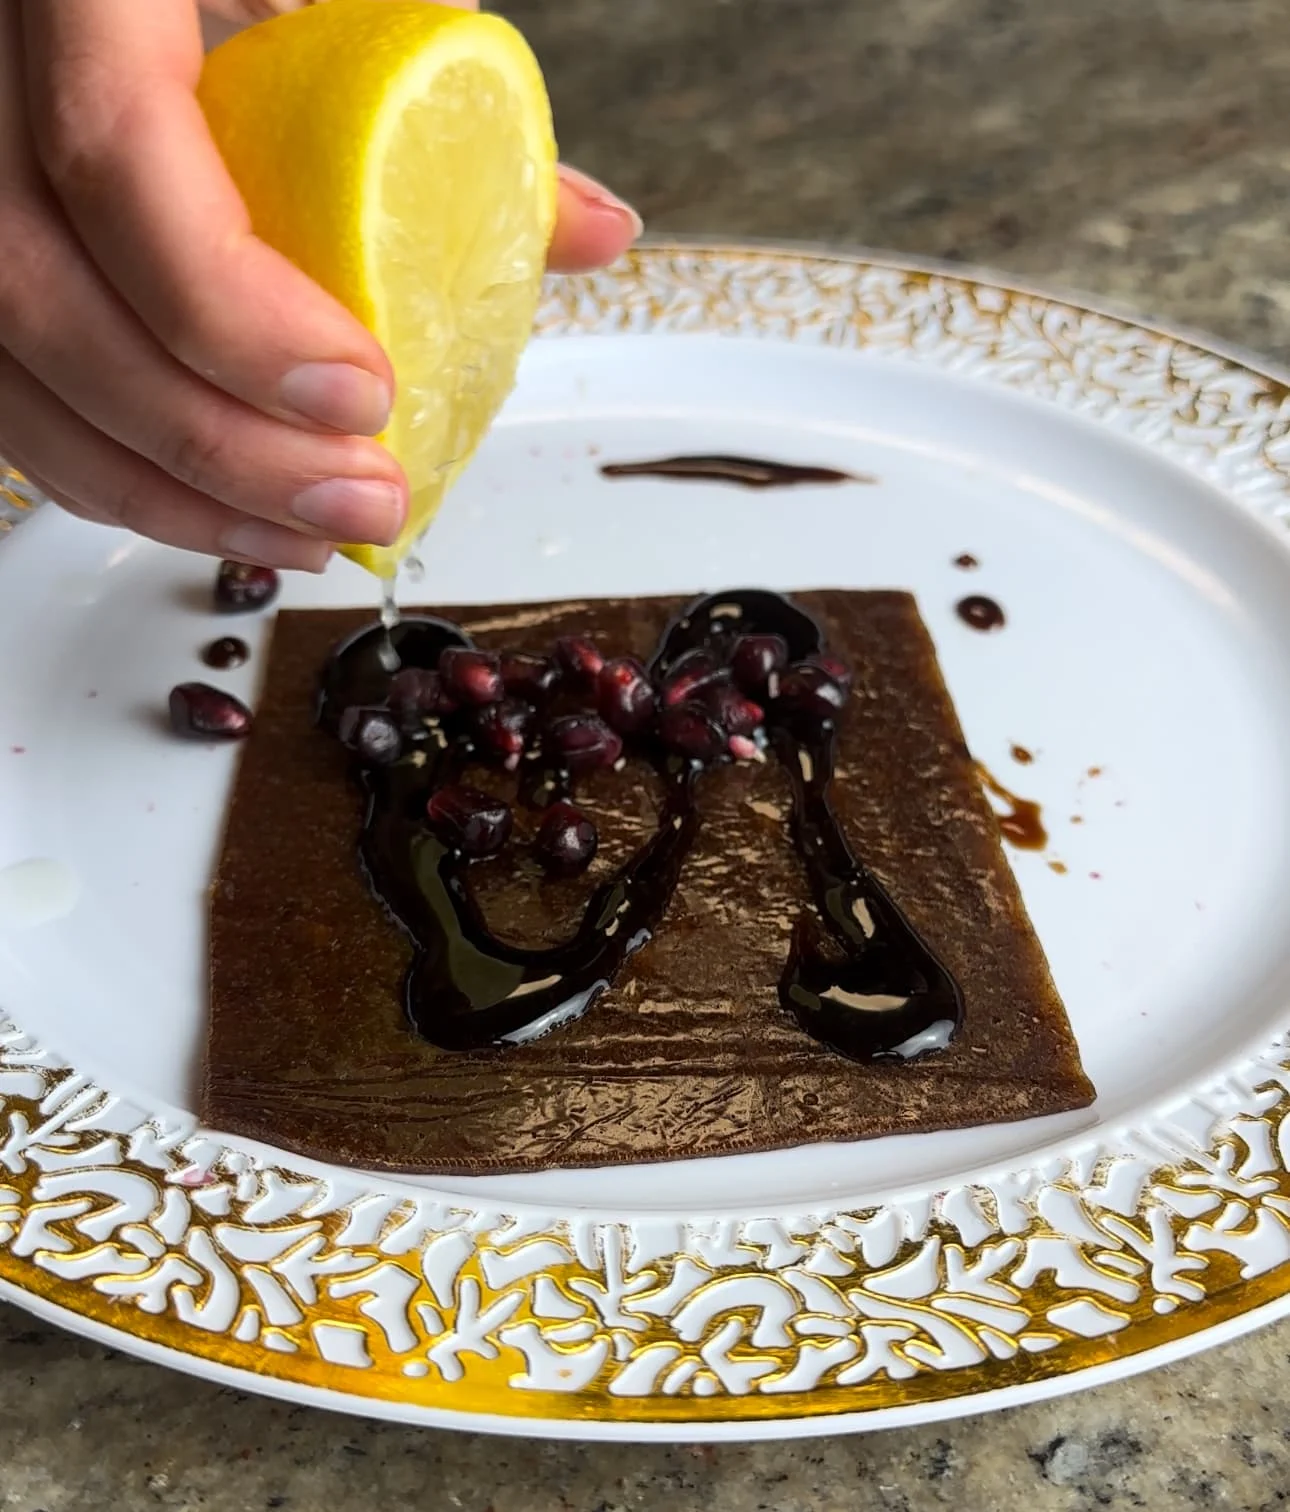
xmin=6 ymin=0 xmax=1290 ymax=1507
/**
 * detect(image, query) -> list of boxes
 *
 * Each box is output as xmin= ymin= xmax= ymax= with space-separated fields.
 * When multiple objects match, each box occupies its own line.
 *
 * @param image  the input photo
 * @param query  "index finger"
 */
xmin=22 ymin=0 xmax=394 ymax=437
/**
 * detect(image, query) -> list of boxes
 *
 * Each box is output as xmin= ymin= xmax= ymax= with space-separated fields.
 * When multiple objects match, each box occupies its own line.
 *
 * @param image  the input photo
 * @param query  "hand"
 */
xmin=0 ymin=0 xmax=642 ymax=571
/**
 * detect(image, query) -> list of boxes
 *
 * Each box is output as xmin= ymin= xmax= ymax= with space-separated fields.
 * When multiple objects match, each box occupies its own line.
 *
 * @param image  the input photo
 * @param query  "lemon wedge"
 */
xmin=199 ymin=0 xmax=557 ymax=576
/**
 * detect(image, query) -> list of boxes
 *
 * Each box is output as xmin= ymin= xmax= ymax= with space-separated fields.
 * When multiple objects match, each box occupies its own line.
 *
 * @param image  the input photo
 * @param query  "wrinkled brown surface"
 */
xmin=205 ymin=592 xmax=1093 ymax=1173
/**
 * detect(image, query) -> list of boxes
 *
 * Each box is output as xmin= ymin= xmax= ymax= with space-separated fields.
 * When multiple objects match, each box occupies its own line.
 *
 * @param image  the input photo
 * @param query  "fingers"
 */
xmin=548 ymin=166 xmax=643 ymax=274
xmin=21 ymin=0 xmax=393 ymax=435
xmin=0 ymin=190 xmax=406 ymax=545
xmin=0 ymin=349 xmax=331 ymax=570
xmin=5 ymin=0 xmax=639 ymax=580
xmin=0 ymin=1 xmax=406 ymax=550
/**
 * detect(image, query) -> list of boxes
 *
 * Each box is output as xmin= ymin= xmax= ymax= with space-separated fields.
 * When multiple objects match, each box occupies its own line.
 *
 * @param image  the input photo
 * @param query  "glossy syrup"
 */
xmin=600 ymin=455 xmax=869 ymax=488
xmin=956 ymin=594 xmax=1006 ymax=631
xmin=201 ymin=636 xmax=249 ymax=670
xmin=977 ymin=764 xmax=1047 ymax=850
xmin=319 ymin=591 xmax=963 ymax=1062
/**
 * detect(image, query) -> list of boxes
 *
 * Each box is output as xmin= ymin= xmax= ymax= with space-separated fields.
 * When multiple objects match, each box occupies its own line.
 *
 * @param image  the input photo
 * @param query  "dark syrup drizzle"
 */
xmin=955 ymin=594 xmax=1005 ymax=631
xmin=202 ymin=636 xmax=250 ymax=670
xmin=977 ymin=764 xmax=1047 ymax=850
xmin=600 ymin=456 xmax=870 ymax=488
xmin=319 ymin=592 xmax=963 ymax=1062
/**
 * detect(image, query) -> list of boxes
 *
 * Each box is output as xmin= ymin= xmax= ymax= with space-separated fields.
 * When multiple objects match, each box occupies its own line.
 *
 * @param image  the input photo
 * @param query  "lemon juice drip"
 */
xmin=378 ymin=577 xmax=401 ymax=671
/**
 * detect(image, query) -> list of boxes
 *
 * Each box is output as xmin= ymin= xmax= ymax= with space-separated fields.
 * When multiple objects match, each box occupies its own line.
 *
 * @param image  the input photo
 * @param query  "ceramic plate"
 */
xmin=4 ymin=244 xmax=1290 ymax=1440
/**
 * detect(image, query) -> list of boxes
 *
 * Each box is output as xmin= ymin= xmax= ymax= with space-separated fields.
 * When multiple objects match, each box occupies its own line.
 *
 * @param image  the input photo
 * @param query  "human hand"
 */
xmin=0 ymin=0 xmax=641 ymax=571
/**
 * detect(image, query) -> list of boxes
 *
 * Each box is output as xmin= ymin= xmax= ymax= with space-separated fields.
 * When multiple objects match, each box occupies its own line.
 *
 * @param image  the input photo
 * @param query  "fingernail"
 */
xmin=220 ymin=520 xmax=332 ymax=574
xmin=280 ymin=363 xmax=392 ymax=436
xmin=291 ymin=477 xmax=404 ymax=545
xmin=559 ymin=166 xmax=644 ymax=239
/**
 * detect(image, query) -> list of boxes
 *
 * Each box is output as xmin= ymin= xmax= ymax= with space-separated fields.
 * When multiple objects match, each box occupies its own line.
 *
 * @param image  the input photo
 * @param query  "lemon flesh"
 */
xmin=199 ymin=1 xmax=557 ymax=576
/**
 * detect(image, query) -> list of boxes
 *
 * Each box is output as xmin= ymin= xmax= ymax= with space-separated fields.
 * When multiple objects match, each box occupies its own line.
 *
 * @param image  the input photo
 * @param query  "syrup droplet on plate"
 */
xmin=956 ymin=595 xmax=1006 ymax=631
xmin=201 ymin=636 xmax=250 ymax=670
xmin=977 ymin=764 xmax=1047 ymax=850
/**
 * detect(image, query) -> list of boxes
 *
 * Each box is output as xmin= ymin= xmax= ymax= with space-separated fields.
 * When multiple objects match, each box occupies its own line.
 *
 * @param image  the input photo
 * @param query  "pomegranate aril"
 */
xmin=728 ymin=734 xmax=764 ymax=763
xmin=438 ymin=647 xmax=503 ymax=706
xmin=338 ymin=705 xmax=403 ymax=766
xmin=658 ymin=703 xmax=727 ymax=763
xmin=809 ymin=653 xmax=853 ymax=692
xmin=730 ymin=633 xmax=788 ymax=694
xmin=554 ymin=635 xmax=604 ymax=689
xmin=168 ymin=682 xmax=253 ymax=741
xmin=473 ymin=698 xmax=536 ymax=770
xmin=214 ymin=560 xmax=279 ymax=614
xmin=660 ymin=648 xmax=726 ymax=707
xmin=426 ymin=784 xmax=513 ymax=858
xmin=597 ymin=656 xmax=657 ymax=735
xmin=500 ymin=651 xmax=560 ymax=703
xmin=534 ymin=800 xmax=599 ymax=876
xmin=700 ymin=682 xmax=764 ymax=737
xmin=775 ymin=662 xmax=848 ymax=721
xmin=545 ymin=713 xmax=623 ymax=774
xmin=389 ymin=667 xmax=453 ymax=719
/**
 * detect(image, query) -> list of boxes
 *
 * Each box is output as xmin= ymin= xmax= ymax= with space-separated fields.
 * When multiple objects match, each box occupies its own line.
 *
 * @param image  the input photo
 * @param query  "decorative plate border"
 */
xmin=5 ymin=245 xmax=1290 ymax=1434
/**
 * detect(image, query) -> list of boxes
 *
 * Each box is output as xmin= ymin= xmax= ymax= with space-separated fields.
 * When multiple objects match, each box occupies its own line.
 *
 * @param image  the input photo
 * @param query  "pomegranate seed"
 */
xmin=700 ymin=683 xmax=764 ymax=737
xmin=473 ymin=698 xmax=536 ymax=770
xmin=389 ymin=667 xmax=454 ymax=719
xmin=730 ymin=633 xmax=788 ymax=694
xmin=810 ymin=653 xmax=853 ymax=693
xmin=168 ymin=682 xmax=253 ymax=740
xmin=438 ymin=648 xmax=503 ymax=706
xmin=597 ymin=656 xmax=657 ymax=734
xmin=338 ymin=705 xmax=403 ymax=766
xmin=728 ymin=734 xmax=764 ymax=763
xmin=660 ymin=648 xmax=727 ymax=707
xmin=545 ymin=714 xmax=623 ymax=774
xmin=500 ymin=651 xmax=560 ymax=703
xmin=775 ymin=662 xmax=848 ymax=721
xmin=534 ymin=800 xmax=599 ymax=876
xmin=426 ymin=784 xmax=513 ymax=858
xmin=553 ymin=635 xmax=605 ymax=689
xmin=658 ymin=703 xmax=726 ymax=763
xmin=214 ymin=560 xmax=279 ymax=613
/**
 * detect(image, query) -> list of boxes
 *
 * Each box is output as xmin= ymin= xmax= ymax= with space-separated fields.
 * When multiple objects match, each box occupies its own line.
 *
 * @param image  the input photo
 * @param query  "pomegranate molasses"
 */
xmin=319 ymin=590 xmax=964 ymax=1062
xmin=600 ymin=455 xmax=868 ymax=488
xmin=956 ymin=594 xmax=1006 ymax=631
xmin=977 ymin=764 xmax=1047 ymax=850
xmin=201 ymin=636 xmax=250 ymax=670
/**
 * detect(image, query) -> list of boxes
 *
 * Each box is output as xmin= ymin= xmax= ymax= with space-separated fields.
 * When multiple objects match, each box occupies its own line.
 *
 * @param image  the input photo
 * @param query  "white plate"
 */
xmin=4 ymin=244 xmax=1290 ymax=1439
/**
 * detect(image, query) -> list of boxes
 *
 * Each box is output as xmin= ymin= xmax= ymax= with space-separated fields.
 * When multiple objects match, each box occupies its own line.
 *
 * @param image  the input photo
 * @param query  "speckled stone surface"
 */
xmin=6 ymin=0 xmax=1290 ymax=1507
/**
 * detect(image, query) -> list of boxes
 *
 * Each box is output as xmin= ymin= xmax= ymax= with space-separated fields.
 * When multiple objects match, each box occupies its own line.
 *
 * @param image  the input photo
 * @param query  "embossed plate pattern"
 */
xmin=4 ymin=245 xmax=1290 ymax=1438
